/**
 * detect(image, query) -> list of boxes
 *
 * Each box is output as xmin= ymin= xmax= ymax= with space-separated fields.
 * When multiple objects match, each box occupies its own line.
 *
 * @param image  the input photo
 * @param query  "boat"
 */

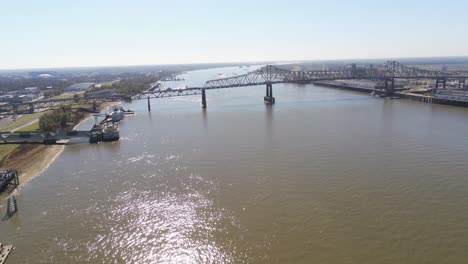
xmin=109 ymin=106 xmax=134 ymax=122
xmin=110 ymin=106 xmax=124 ymax=122
xmin=102 ymin=121 xmax=120 ymax=142
xmin=89 ymin=121 xmax=119 ymax=143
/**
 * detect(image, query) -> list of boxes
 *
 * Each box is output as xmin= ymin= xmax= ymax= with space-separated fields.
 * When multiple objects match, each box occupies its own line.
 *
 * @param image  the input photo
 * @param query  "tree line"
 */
xmin=87 ymin=74 xmax=162 ymax=96
xmin=39 ymin=106 xmax=74 ymax=131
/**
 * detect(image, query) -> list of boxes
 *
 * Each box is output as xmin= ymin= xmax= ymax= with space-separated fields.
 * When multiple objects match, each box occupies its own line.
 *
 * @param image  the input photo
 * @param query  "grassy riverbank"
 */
xmin=0 ymin=100 xmax=117 ymax=188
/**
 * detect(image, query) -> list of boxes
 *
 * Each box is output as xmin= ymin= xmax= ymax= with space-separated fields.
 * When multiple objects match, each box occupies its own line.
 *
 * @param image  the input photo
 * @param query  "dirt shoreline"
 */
xmin=0 ymin=101 xmax=120 ymax=195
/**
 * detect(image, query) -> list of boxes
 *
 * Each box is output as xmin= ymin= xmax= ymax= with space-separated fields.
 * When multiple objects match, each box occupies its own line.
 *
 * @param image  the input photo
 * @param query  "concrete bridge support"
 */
xmin=459 ymin=79 xmax=466 ymax=90
xmin=264 ymin=83 xmax=275 ymax=104
xmin=436 ymin=78 xmax=446 ymax=90
xmin=201 ymin=89 xmax=207 ymax=108
xmin=5 ymin=195 xmax=17 ymax=219
xmin=384 ymin=78 xmax=395 ymax=96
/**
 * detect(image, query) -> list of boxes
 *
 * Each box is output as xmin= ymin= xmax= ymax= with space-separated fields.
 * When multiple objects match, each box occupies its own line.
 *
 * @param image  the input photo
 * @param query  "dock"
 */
xmin=313 ymin=81 xmax=381 ymax=93
xmin=396 ymin=92 xmax=468 ymax=107
xmin=0 ymin=243 xmax=13 ymax=264
xmin=314 ymin=81 xmax=468 ymax=108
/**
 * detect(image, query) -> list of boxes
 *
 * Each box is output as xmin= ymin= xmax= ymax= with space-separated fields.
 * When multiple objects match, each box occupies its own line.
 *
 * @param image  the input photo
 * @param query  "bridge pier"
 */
xmin=264 ymin=83 xmax=275 ymax=104
xmin=5 ymin=195 xmax=18 ymax=219
xmin=459 ymin=79 xmax=466 ymax=90
xmin=384 ymin=78 xmax=395 ymax=96
xmin=201 ymin=89 xmax=207 ymax=108
xmin=436 ymin=78 xmax=446 ymax=90
xmin=147 ymin=97 xmax=151 ymax=112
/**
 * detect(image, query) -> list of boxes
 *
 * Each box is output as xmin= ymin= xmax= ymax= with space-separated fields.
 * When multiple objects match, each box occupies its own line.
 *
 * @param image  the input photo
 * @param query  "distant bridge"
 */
xmin=136 ymin=61 xmax=468 ymax=109
xmin=3 ymin=61 xmax=467 ymax=114
xmin=203 ymin=61 xmax=467 ymax=87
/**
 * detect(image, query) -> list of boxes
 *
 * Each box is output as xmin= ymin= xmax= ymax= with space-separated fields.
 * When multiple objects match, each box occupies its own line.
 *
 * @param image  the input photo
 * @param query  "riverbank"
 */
xmin=0 ymin=101 xmax=119 ymax=195
xmin=313 ymin=80 xmax=468 ymax=107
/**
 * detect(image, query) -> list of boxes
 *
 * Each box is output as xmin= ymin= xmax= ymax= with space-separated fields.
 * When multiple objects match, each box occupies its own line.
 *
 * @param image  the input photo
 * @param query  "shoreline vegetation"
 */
xmin=0 ymin=101 xmax=118 ymax=198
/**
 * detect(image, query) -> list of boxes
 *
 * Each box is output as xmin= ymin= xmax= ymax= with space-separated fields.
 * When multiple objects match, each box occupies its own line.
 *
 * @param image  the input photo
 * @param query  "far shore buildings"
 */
xmin=0 ymin=87 xmax=43 ymax=103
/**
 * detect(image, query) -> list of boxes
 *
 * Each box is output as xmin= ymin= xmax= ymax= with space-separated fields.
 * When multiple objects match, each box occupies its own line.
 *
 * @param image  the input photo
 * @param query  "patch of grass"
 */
xmin=17 ymin=121 xmax=40 ymax=131
xmin=0 ymin=113 xmax=43 ymax=132
xmin=0 ymin=144 xmax=19 ymax=164
xmin=100 ymin=80 xmax=120 ymax=87
xmin=292 ymin=66 xmax=303 ymax=71
xmin=51 ymin=92 xmax=85 ymax=99
xmin=71 ymin=103 xmax=93 ymax=109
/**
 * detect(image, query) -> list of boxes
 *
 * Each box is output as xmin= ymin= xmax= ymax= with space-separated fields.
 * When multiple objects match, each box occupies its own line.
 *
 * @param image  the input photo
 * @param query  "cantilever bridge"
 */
xmin=137 ymin=61 xmax=468 ymax=109
xmin=3 ymin=61 xmax=467 ymax=114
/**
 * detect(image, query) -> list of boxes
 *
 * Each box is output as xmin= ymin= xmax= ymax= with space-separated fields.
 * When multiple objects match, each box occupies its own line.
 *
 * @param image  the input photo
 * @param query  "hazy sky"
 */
xmin=1 ymin=0 xmax=467 ymax=69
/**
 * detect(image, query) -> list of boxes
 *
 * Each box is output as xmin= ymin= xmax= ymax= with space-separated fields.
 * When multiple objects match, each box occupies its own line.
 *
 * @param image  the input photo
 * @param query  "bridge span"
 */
xmin=136 ymin=61 xmax=468 ymax=109
xmin=3 ymin=61 xmax=466 ymax=113
xmin=0 ymin=130 xmax=92 ymax=144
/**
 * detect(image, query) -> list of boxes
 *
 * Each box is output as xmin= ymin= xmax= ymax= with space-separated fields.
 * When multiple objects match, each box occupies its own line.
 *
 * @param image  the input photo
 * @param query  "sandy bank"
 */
xmin=0 ymin=145 xmax=63 ymax=190
xmin=0 ymin=101 xmax=121 ymax=195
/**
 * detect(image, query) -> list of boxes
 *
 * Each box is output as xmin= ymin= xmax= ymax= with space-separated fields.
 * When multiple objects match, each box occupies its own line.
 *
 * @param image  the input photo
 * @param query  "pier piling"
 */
xmin=147 ymin=97 xmax=151 ymax=112
xmin=201 ymin=89 xmax=207 ymax=108
xmin=264 ymin=83 xmax=275 ymax=104
xmin=3 ymin=195 xmax=17 ymax=221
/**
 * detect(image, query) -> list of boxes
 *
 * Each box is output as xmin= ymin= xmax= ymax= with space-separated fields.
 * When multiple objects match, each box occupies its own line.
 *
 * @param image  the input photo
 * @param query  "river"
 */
xmin=2 ymin=66 xmax=468 ymax=263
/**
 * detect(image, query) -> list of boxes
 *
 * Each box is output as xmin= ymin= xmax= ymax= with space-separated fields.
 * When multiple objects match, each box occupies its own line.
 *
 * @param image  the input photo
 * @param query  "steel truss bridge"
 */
xmin=136 ymin=61 xmax=468 ymax=109
xmin=3 ymin=61 xmax=468 ymax=114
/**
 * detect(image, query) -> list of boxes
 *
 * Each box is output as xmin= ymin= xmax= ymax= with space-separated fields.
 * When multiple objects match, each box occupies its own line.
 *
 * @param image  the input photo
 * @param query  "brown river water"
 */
xmin=1 ymin=66 xmax=468 ymax=263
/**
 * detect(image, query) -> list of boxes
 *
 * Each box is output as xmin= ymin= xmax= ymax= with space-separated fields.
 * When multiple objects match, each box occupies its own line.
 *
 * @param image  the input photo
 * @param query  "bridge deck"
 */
xmin=0 ymin=131 xmax=91 ymax=144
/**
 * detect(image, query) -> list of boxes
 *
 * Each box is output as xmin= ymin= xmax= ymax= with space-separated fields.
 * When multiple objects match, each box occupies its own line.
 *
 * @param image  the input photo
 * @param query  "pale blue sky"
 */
xmin=1 ymin=0 xmax=467 ymax=69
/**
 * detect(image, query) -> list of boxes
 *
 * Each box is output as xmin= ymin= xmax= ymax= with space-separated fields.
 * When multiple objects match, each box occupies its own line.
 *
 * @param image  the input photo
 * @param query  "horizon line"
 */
xmin=1 ymin=55 xmax=468 ymax=72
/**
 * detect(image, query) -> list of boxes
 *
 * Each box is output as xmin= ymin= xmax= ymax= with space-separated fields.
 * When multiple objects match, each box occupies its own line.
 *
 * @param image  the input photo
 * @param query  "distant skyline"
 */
xmin=1 ymin=0 xmax=468 ymax=70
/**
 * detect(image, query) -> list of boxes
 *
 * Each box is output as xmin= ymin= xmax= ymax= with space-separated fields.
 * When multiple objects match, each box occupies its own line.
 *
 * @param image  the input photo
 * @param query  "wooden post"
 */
xmin=6 ymin=195 xmax=17 ymax=218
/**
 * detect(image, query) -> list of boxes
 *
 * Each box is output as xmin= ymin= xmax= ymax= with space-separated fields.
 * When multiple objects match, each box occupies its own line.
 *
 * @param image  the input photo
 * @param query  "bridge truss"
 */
xmin=136 ymin=61 xmax=468 ymax=109
xmin=203 ymin=61 xmax=466 ymax=89
xmin=3 ymin=61 xmax=467 ymax=114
